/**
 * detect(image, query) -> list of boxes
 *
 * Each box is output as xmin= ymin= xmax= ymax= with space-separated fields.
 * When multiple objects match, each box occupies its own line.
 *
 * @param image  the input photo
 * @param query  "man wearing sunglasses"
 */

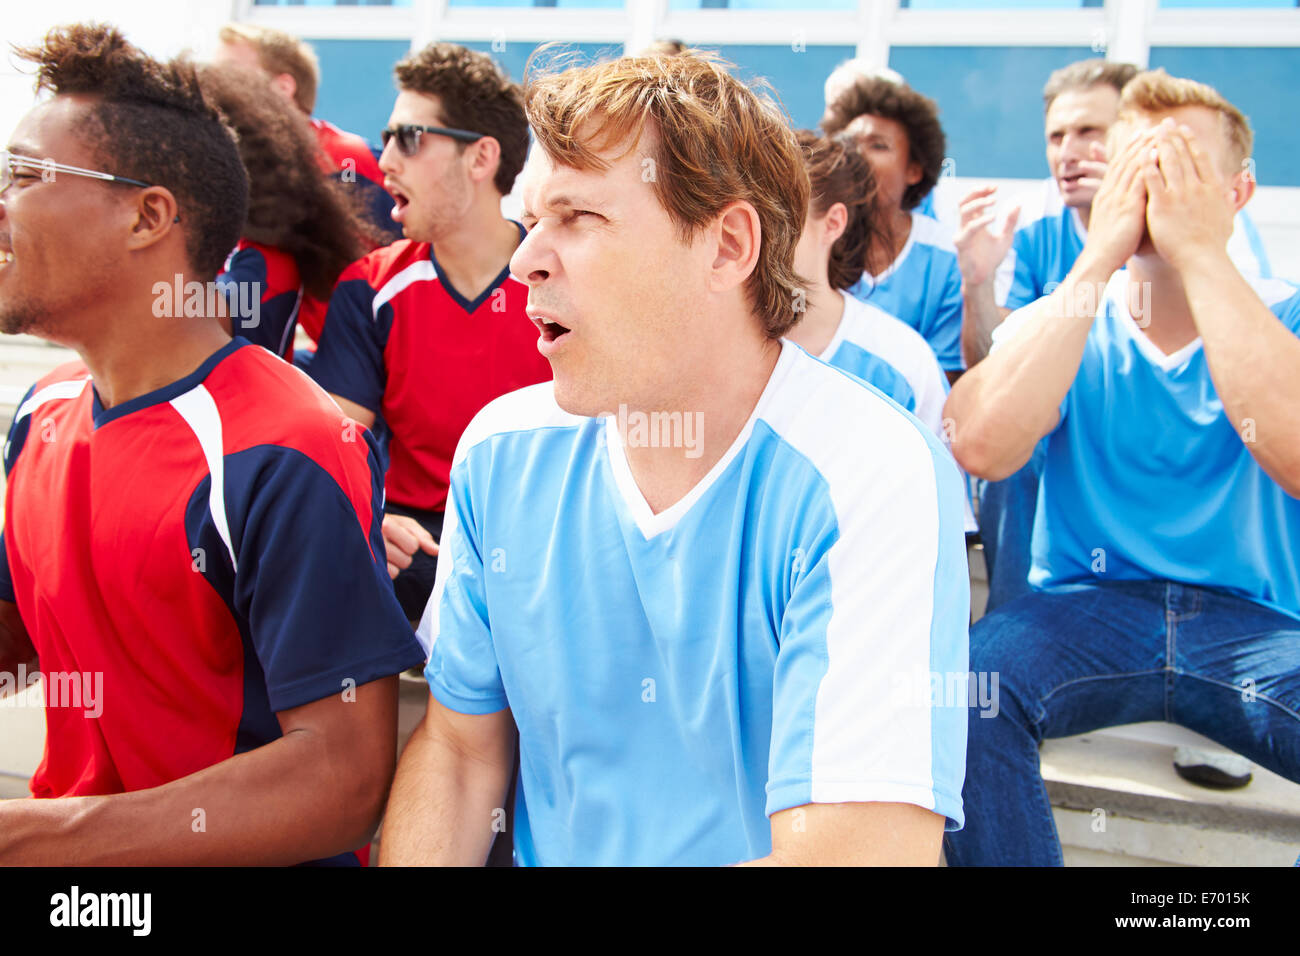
xmin=309 ymin=42 xmax=551 ymax=625
xmin=0 ymin=24 xmax=422 ymax=865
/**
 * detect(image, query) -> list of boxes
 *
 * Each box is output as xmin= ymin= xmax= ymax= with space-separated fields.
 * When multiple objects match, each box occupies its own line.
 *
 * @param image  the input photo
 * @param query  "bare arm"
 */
xmin=954 ymin=185 xmax=1017 ymax=368
xmin=330 ymin=393 xmax=376 ymax=431
xmin=1145 ymin=124 xmax=1300 ymax=497
xmin=962 ymin=283 xmax=1012 ymax=370
xmin=738 ymin=802 xmax=945 ymax=866
xmin=379 ymin=692 xmax=515 ymax=866
xmin=383 ymin=515 xmax=440 ymax=580
xmin=0 ymin=600 xmax=36 ymax=696
xmin=0 ymin=675 xmax=401 ymax=865
xmin=946 ymin=129 xmax=1154 ymax=480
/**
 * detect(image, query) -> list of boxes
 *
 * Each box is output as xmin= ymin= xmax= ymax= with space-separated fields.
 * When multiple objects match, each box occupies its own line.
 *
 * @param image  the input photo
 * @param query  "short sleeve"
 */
xmin=1001 ymin=229 xmax=1044 ymax=311
xmin=0 ymin=533 xmax=13 ymax=604
xmin=417 ymin=454 xmax=509 ymax=715
xmin=217 ymin=245 xmax=299 ymax=358
xmin=765 ymin=430 xmax=970 ymax=831
xmin=927 ymin=258 xmax=966 ymax=372
xmin=0 ymin=383 xmax=38 ymax=604
xmin=217 ymin=432 xmax=424 ymax=712
xmin=307 ymin=271 xmax=387 ymax=414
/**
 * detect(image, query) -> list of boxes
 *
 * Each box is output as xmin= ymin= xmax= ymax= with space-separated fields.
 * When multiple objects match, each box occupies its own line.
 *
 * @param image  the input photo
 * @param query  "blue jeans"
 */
xmin=945 ymin=579 xmax=1300 ymax=866
xmin=977 ymin=441 xmax=1045 ymax=613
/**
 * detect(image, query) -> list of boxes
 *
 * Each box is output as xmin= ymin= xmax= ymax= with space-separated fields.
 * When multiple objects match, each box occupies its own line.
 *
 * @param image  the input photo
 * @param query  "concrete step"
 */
xmin=1043 ymin=732 xmax=1300 ymax=866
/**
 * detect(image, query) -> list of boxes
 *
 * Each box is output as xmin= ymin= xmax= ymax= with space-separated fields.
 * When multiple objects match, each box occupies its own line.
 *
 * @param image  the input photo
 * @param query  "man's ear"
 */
xmin=467 ymin=136 xmax=502 ymax=187
xmin=1229 ymin=163 xmax=1256 ymax=214
xmin=124 ymin=187 xmax=183 ymax=254
xmin=708 ymin=199 xmax=761 ymax=294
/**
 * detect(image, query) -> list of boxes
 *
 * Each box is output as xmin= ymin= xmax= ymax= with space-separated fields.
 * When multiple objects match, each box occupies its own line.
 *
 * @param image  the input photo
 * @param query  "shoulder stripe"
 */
xmin=170 ymin=385 xmax=237 ymax=572
xmin=14 ymin=377 xmax=91 ymax=425
xmin=372 ymin=259 xmax=438 ymax=323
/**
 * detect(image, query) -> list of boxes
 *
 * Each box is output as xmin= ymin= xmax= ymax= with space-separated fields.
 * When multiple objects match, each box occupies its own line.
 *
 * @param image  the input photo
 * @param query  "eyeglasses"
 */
xmin=380 ymin=124 xmax=485 ymax=157
xmin=0 ymin=150 xmax=154 ymax=195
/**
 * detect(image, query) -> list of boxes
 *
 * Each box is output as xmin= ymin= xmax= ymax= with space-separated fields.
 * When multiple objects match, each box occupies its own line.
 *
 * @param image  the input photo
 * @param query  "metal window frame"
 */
xmin=238 ymin=0 xmax=1299 ymax=67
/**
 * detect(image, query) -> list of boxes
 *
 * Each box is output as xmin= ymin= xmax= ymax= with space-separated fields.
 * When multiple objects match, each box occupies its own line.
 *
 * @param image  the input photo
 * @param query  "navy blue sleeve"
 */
xmin=307 ymin=274 xmax=388 ymax=414
xmin=217 ymin=246 xmax=300 ymax=358
xmin=212 ymin=433 xmax=423 ymax=712
xmin=0 ymin=383 xmax=38 ymax=603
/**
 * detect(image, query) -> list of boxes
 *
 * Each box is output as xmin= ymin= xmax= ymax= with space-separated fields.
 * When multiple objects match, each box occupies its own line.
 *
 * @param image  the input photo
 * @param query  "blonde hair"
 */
xmin=1118 ymin=68 xmax=1253 ymax=172
xmin=218 ymin=23 xmax=319 ymax=115
xmin=524 ymin=51 xmax=809 ymax=339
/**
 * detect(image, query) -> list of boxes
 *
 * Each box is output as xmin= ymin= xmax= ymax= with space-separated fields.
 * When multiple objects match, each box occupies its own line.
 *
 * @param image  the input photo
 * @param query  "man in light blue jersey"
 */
xmin=380 ymin=52 xmax=970 ymax=867
xmin=822 ymin=77 xmax=964 ymax=379
xmin=957 ymin=58 xmax=1277 ymax=614
xmin=944 ymin=70 xmax=1300 ymax=866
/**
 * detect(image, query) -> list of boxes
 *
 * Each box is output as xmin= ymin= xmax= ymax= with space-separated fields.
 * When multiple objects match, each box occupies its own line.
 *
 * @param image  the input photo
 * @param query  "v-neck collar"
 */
xmin=91 ymin=338 xmax=246 ymax=429
xmin=1108 ymin=272 xmax=1203 ymax=372
xmin=604 ymin=340 xmax=797 ymax=540
xmin=428 ymin=220 xmax=526 ymax=314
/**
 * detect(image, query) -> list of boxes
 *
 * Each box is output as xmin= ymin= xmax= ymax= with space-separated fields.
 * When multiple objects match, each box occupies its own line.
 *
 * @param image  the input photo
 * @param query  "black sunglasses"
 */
xmin=381 ymin=124 xmax=485 ymax=157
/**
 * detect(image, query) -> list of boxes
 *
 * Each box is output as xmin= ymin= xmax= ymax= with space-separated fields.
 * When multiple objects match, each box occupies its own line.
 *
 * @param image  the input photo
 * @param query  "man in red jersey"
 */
xmin=214 ymin=22 xmax=401 ymax=346
xmin=0 ymin=24 xmax=422 ymax=865
xmin=309 ymin=42 xmax=551 ymax=624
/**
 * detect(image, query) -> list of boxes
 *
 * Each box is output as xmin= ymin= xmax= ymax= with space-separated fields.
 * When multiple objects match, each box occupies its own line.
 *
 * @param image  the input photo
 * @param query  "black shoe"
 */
xmin=1172 ymin=746 xmax=1253 ymax=790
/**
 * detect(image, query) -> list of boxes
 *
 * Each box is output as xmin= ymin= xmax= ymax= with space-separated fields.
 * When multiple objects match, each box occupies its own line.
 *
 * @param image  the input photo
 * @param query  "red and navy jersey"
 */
xmin=218 ymin=239 xmax=302 ymax=360
xmin=296 ymin=120 xmax=402 ymax=349
xmin=0 ymin=339 xmax=423 ymax=864
xmin=308 ymin=234 xmax=552 ymax=513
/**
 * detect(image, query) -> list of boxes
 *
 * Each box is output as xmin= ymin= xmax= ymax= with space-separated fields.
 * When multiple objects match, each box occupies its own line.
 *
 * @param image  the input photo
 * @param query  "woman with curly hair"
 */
xmin=199 ymin=63 xmax=372 ymax=359
xmin=787 ymin=130 xmax=952 ymax=441
xmin=822 ymin=76 xmax=965 ymax=380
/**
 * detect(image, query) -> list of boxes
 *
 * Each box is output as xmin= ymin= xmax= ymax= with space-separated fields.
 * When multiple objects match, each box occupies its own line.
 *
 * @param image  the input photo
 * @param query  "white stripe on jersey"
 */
xmin=170 ymin=385 xmax=237 ymax=572
xmin=13 ymin=377 xmax=91 ymax=427
xmin=760 ymin=345 xmax=947 ymax=811
xmin=371 ymin=259 xmax=438 ymax=323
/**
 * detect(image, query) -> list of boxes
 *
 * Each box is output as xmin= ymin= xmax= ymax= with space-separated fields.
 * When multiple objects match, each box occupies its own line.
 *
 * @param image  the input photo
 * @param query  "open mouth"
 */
xmin=1060 ymin=172 xmax=1084 ymax=189
xmin=0 ymin=249 xmax=13 ymax=269
xmin=387 ymin=184 xmax=411 ymax=222
xmin=529 ymin=313 xmax=571 ymax=343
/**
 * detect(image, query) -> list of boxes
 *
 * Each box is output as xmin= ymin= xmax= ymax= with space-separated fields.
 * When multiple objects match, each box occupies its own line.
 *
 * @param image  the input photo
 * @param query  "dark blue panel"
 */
xmin=1148 ymin=47 xmax=1300 ymax=187
xmin=308 ymin=38 xmax=410 ymax=145
xmin=888 ymin=45 xmax=1095 ymax=179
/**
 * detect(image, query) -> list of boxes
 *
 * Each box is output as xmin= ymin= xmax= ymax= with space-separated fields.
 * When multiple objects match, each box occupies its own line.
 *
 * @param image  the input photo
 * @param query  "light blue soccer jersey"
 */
xmin=818 ymin=320 xmax=916 ymax=414
xmin=846 ymin=212 xmax=965 ymax=372
xmin=993 ymin=271 xmax=1300 ymax=620
xmin=419 ymin=341 xmax=970 ymax=866
xmin=818 ymin=291 xmax=950 ymax=440
xmin=995 ymin=179 xmax=1087 ymax=312
xmin=996 ymin=178 xmax=1275 ymax=311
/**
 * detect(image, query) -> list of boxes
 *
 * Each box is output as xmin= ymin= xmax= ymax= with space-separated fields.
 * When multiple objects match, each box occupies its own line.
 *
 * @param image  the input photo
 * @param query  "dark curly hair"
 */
xmin=395 ymin=43 xmax=529 ymax=197
xmin=12 ymin=22 xmax=248 ymax=279
xmin=797 ymin=130 xmax=883 ymax=293
xmin=821 ymin=76 xmax=945 ymax=211
xmin=197 ymin=64 xmax=368 ymax=301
